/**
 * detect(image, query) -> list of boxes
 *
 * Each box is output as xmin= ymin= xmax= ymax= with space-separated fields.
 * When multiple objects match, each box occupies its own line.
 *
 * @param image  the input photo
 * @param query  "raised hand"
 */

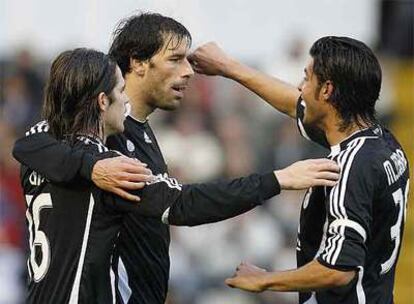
xmin=188 ymin=42 xmax=234 ymax=76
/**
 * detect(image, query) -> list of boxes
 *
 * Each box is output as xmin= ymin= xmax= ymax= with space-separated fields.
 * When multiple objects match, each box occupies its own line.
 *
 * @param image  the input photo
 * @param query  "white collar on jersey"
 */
xmin=127 ymin=114 xmax=147 ymax=124
xmin=329 ymin=127 xmax=371 ymax=157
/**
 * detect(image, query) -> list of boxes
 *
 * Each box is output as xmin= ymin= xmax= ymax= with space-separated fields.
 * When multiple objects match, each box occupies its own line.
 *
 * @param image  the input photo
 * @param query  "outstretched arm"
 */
xmin=115 ymin=158 xmax=339 ymax=225
xmin=225 ymin=260 xmax=355 ymax=293
xmin=189 ymin=42 xmax=301 ymax=118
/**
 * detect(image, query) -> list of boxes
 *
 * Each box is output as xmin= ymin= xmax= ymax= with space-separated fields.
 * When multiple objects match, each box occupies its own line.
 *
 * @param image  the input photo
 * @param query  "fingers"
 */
xmin=112 ymin=188 xmax=141 ymax=203
xmin=118 ymin=181 xmax=146 ymax=190
xmin=306 ymin=158 xmax=340 ymax=172
xmin=225 ymin=277 xmax=236 ymax=288
xmin=316 ymin=162 xmax=340 ymax=173
xmin=119 ymin=156 xmax=147 ymax=166
xmin=313 ymin=179 xmax=338 ymax=187
xmin=122 ymin=164 xmax=153 ymax=176
xmin=316 ymin=171 xmax=340 ymax=181
xmin=122 ymin=173 xmax=154 ymax=183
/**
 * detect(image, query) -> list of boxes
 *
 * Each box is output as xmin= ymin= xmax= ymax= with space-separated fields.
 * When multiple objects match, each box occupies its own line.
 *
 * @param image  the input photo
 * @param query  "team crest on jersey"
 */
xmin=144 ymin=132 xmax=152 ymax=144
xmin=126 ymin=140 xmax=135 ymax=152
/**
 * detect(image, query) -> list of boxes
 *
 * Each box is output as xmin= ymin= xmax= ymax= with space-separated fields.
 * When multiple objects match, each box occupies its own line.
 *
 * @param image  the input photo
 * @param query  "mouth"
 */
xmin=171 ymin=84 xmax=188 ymax=98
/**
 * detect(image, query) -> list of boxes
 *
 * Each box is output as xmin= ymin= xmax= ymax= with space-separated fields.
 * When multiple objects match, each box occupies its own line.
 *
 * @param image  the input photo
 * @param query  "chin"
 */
xmin=159 ymin=100 xmax=181 ymax=111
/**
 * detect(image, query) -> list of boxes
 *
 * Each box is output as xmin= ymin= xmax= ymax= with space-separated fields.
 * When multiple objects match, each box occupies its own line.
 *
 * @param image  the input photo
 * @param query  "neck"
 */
xmin=323 ymin=113 xmax=370 ymax=146
xmin=125 ymin=74 xmax=154 ymax=121
xmin=98 ymin=127 xmax=107 ymax=143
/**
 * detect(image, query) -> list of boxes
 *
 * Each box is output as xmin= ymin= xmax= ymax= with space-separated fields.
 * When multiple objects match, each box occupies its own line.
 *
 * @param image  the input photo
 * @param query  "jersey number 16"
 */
xmin=25 ymin=193 xmax=53 ymax=282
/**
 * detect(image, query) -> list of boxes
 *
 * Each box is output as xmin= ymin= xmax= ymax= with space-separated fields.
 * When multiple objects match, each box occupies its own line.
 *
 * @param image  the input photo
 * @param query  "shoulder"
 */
xmin=339 ymin=136 xmax=389 ymax=188
xmin=73 ymin=136 xmax=123 ymax=159
xmin=25 ymin=120 xmax=49 ymax=136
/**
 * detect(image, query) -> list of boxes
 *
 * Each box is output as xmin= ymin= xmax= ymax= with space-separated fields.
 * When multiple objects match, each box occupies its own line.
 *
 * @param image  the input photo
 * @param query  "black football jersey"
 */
xmin=22 ymin=135 xmax=134 ymax=304
xmin=107 ymin=116 xmax=279 ymax=304
xmin=14 ymin=117 xmax=281 ymax=304
xmin=296 ymin=99 xmax=410 ymax=304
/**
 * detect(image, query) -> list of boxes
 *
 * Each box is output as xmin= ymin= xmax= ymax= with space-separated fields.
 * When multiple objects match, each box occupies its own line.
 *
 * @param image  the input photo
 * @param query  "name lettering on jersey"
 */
xmin=383 ymin=149 xmax=407 ymax=186
xmin=144 ymin=132 xmax=152 ymax=144
xmin=29 ymin=171 xmax=45 ymax=186
xmin=147 ymin=173 xmax=182 ymax=190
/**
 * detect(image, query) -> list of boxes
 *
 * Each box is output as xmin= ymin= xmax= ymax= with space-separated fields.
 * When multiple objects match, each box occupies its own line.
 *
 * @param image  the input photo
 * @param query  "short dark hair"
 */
xmin=42 ymin=48 xmax=118 ymax=141
xmin=310 ymin=36 xmax=382 ymax=130
xmin=109 ymin=12 xmax=192 ymax=75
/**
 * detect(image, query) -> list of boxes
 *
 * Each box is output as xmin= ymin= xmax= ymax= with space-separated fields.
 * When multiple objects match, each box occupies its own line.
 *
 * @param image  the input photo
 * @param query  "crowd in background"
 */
xmin=0 ymin=1 xmax=412 ymax=303
xmin=0 ymin=44 xmax=395 ymax=304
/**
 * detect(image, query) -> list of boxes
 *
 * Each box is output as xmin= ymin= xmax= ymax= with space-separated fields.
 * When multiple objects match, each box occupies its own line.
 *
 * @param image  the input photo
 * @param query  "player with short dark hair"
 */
xmin=14 ymin=14 xmax=341 ymax=304
xmin=190 ymin=37 xmax=410 ymax=303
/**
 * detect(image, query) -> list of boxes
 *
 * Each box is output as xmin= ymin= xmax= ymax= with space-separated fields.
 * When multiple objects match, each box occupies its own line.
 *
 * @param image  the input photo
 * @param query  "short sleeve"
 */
xmin=316 ymin=149 xmax=376 ymax=270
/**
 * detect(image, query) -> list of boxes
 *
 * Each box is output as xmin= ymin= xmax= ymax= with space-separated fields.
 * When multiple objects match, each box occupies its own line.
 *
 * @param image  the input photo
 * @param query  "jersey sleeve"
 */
xmin=296 ymin=98 xmax=330 ymax=148
xmin=109 ymin=172 xmax=281 ymax=225
xmin=12 ymin=121 xmax=98 ymax=183
xmin=316 ymin=151 xmax=377 ymax=271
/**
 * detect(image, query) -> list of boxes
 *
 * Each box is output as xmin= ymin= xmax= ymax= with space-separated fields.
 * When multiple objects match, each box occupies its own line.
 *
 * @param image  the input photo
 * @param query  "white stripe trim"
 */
xmin=110 ymin=267 xmax=116 ymax=304
xmin=323 ymin=140 xmax=358 ymax=262
xmin=303 ymin=292 xmax=318 ymax=304
xmin=297 ymin=117 xmax=311 ymax=141
xmin=329 ymin=219 xmax=367 ymax=242
xmin=69 ymin=194 xmax=95 ymax=304
xmin=331 ymin=138 xmax=366 ymax=264
xmin=356 ymin=266 xmax=366 ymax=304
xmin=323 ymin=138 xmax=367 ymax=264
xmin=117 ymin=257 xmax=132 ymax=304
xmin=162 ymin=207 xmax=171 ymax=224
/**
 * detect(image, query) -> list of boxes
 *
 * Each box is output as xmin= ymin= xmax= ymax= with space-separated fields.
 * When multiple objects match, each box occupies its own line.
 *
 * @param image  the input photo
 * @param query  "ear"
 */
xmin=321 ymin=80 xmax=334 ymax=101
xmin=130 ymin=58 xmax=146 ymax=77
xmin=97 ymin=92 xmax=109 ymax=112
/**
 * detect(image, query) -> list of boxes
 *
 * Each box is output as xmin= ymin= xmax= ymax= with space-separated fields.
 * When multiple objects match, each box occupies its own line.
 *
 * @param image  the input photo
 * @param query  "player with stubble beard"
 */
xmin=189 ymin=37 xmax=410 ymax=304
xmin=13 ymin=13 xmax=341 ymax=304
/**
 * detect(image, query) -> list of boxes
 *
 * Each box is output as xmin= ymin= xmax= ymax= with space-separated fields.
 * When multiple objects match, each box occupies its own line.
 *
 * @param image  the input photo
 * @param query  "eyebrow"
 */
xmin=169 ymin=52 xmax=186 ymax=58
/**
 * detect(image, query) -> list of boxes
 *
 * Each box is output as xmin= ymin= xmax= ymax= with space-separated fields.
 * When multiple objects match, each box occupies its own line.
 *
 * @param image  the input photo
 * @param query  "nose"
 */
xmin=182 ymin=58 xmax=194 ymax=78
xmin=297 ymin=79 xmax=304 ymax=92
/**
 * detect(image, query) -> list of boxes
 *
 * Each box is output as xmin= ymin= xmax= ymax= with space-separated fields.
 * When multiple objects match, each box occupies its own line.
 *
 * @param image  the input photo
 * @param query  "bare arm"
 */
xmin=225 ymin=260 xmax=356 ymax=293
xmin=189 ymin=42 xmax=301 ymax=118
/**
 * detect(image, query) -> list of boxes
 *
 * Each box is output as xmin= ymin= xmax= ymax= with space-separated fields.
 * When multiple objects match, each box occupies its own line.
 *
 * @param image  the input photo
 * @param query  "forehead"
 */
xmin=304 ymin=57 xmax=314 ymax=74
xmin=160 ymin=34 xmax=191 ymax=55
xmin=114 ymin=66 xmax=124 ymax=86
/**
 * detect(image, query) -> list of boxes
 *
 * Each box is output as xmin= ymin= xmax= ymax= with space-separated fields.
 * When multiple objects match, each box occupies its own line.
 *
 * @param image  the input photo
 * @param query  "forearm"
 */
xmin=224 ymin=59 xmax=300 ymax=118
xmin=13 ymin=134 xmax=97 ymax=183
xmin=260 ymin=260 xmax=355 ymax=292
xmin=168 ymin=172 xmax=280 ymax=226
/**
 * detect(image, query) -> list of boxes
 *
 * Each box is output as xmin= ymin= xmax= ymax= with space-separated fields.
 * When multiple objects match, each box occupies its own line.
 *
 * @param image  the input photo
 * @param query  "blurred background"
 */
xmin=1 ymin=0 xmax=413 ymax=303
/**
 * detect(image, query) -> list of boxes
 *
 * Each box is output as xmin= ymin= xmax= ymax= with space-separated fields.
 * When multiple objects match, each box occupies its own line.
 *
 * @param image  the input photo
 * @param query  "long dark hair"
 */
xmin=109 ymin=12 xmax=192 ymax=76
xmin=310 ymin=36 xmax=381 ymax=131
xmin=42 ymin=48 xmax=117 ymax=141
